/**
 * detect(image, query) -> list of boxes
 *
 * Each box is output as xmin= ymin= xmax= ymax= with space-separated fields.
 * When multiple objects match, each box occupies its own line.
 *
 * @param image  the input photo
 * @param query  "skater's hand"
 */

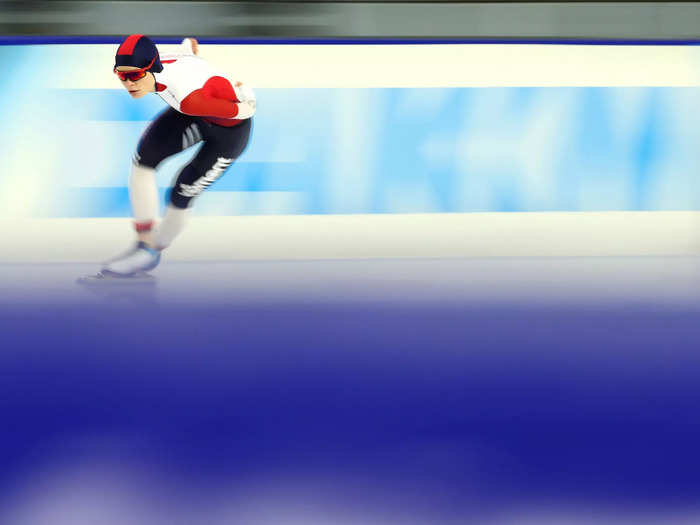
xmin=234 ymin=81 xmax=256 ymax=107
xmin=182 ymin=37 xmax=199 ymax=55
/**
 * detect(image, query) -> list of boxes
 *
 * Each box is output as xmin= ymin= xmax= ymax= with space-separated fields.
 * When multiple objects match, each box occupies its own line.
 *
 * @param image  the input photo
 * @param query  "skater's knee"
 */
xmin=169 ymin=163 xmax=201 ymax=208
xmin=132 ymin=150 xmax=159 ymax=170
xmin=169 ymin=157 xmax=232 ymax=209
xmin=168 ymin=189 xmax=192 ymax=209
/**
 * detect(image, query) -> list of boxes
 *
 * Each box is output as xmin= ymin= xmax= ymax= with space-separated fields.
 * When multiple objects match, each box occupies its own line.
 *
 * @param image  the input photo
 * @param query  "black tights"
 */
xmin=134 ymin=107 xmax=252 ymax=208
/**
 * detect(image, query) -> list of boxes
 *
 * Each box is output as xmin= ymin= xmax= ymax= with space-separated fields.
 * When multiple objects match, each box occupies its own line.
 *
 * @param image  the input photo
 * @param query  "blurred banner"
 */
xmin=0 ymin=1 xmax=699 ymax=40
xmin=1 ymin=41 xmax=699 ymax=218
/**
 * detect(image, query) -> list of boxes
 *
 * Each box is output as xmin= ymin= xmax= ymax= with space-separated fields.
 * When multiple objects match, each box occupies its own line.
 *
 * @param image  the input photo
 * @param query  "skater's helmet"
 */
xmin=114 ymin=34 xmax=163 ymax=73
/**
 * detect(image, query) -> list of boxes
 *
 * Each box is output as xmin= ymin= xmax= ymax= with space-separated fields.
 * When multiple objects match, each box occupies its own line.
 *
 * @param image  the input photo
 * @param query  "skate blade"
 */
xmin=76 ymin=271 xmax=156 ymax=285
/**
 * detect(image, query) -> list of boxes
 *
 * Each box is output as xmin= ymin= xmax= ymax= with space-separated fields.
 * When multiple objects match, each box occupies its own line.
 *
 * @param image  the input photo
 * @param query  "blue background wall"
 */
xmin=1 ymin=44 xmax=698 ymax=217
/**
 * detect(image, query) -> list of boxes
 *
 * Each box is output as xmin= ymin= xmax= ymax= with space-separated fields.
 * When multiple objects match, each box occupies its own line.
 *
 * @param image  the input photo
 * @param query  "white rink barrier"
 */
xmin=1 ymin=211 xmax=700 ymax=263
xmin=47 ymin=44 xmax=700 ymax=89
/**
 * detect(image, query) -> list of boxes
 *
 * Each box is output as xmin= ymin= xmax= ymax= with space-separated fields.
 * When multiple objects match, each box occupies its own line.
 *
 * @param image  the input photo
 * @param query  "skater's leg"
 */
xmin=100 ymin=109 xmax=202 ymax=276
xmin=154 ymin=205 xmax=188 ymax=250
xmin=131 ymin=108 xmax=203 ymax=245
xmin=130 ymin=163 xmax=159 ymax=245
xmin=155 ymin=118 xmax=252 ymax=250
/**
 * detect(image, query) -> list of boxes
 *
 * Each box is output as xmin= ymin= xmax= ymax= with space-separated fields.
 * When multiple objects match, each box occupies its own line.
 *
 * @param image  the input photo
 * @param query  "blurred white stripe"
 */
xmin=0 ymin=211 xmax=698 ymax=263
xmin=43 ymin=44 xmax=700 ymax=89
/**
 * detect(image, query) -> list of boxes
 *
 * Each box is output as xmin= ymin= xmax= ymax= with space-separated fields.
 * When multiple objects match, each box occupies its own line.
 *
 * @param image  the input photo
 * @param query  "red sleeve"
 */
xmin=179 ymin=76 xmax=241 ymax=119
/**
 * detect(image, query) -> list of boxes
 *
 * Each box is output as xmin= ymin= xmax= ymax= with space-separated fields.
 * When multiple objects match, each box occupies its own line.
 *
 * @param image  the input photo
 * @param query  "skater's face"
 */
xmin=115 ymin=66 xmax=155 ymax=99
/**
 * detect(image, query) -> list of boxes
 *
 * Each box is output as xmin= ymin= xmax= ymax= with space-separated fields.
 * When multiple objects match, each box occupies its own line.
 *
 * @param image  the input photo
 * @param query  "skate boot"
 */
xmin=101 ymin=241 xmax=161 ymax=277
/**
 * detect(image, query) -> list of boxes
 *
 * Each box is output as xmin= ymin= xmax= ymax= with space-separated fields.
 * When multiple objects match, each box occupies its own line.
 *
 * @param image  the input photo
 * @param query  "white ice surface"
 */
xmin=1 ymin=255 xmax=699 ymax=308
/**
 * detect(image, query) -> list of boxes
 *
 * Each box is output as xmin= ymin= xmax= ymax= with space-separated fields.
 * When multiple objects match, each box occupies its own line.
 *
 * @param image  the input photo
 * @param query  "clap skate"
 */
xmin=77 ymin=241 xmax=160 ymax=284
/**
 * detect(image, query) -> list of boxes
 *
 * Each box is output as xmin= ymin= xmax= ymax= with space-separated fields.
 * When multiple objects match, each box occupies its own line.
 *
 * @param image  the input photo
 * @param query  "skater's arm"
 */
xmin=180 ymin=77 xmax=256 ymax=119
xmin=180 ymin=90 xmax=255 ymax=119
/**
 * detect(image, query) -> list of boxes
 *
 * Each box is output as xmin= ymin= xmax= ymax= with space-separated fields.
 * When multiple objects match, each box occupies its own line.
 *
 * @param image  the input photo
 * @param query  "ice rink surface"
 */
xmin=2 ymin=255 xmax=700 ymax=524
xmin=2 ymin=254 xmax=700 ymax=306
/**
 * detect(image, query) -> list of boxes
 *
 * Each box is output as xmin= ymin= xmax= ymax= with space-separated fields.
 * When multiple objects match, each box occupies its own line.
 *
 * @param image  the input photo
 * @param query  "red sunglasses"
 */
xmin=114 ymin=56 xmax=156 ymax=82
